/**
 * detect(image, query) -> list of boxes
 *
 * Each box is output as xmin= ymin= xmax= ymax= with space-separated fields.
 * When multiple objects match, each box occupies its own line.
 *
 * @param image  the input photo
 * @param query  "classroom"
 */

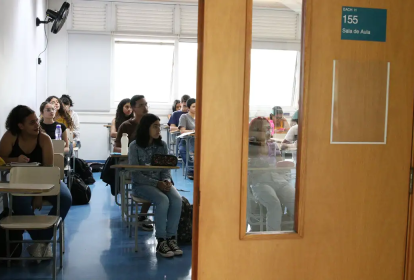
xmin=1 ymin=0 xmax=414 ymax=280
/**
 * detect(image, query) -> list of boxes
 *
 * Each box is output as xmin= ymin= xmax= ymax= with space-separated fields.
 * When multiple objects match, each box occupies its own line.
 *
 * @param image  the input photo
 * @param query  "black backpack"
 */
xmin=0 ymin=208 xmax=23 ymax=262
xmin=70 ymin=157 xmax=95 ymax=185
xmin=70 ymin=174 xmax=91 ymax=205
xmin=100 ymin=157 xmax=117 ymax=196
xmin=89 ymin=162 xmax=104 ymax=173
xmin=177 ymin=196 xmax=193 ymax=244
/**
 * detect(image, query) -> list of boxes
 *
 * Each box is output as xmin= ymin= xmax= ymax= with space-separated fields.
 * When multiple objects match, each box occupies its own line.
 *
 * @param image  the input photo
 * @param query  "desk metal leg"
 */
xmin=114 ymin=158 xmax=121 ymax=206
xmin=1 ymin=171 xmax=9 ymax=210
xmin=185 ymin=139 xmax=190 ymax=179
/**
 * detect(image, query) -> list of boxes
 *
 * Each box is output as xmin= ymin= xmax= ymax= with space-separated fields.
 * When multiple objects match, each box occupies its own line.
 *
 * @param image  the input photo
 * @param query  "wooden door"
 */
xmin=193 ymin=0 xmax=414 ymax=279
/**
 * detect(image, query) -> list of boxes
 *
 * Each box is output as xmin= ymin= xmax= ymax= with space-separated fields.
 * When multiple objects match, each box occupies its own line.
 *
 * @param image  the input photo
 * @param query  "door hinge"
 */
xmin=410 ymin=168 xmax=413 ymax=194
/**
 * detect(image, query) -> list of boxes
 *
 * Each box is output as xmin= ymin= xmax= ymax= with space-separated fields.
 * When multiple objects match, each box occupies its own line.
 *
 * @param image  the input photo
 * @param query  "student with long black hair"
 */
xmin=46 ymin=96 xmax=74 ymax=131
xmin=128 ymin=113 xmax=182 ymax=258
xmin=110 ymin=98 xmax=133 ymax=138
xmin=0 ymin=105 xmax=72 ymax=258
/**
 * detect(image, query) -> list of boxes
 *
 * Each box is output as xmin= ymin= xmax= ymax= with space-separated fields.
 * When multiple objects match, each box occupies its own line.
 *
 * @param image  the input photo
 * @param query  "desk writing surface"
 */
xmin=111 ymin=164 xmax=179 ymax=170
xmin=110 ymin=153 xmax=128 ymax=158
xmin=0 ymin=166 xmax=12 ymax=171
xmin=0 ymin=183 xmax=55 ymax=194
xmin=104 ymin=125 xmax=111 ymax=128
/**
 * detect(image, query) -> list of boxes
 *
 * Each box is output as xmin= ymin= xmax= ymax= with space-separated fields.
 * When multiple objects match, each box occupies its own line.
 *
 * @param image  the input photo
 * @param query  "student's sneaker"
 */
xmin=27 ymin=243 xmax=52 ymax=263
xmin=138 ymin=217 xmax=154 ymax=231
xmin=156 ymin=239 xmax=175 ymax=258
xmin=167 ymin=237 xmax=183 ymax=256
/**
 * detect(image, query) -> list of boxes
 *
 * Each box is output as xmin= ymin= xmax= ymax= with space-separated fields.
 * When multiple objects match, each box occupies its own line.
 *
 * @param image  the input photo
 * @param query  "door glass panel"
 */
xmin=245 ymin=1 xmax=302 ymax=234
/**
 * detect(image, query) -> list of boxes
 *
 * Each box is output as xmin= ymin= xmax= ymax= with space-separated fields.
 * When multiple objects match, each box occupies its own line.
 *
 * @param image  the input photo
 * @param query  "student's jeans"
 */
xmin=132 ymin=184 xmax=182 ymax=239
xmin=251 ymin=175 xmax=295 ymax=231
xmin=12 ymin=181 xmax=72 ymax=240
xmin=178 ymin=138 xmax=194 ymax=175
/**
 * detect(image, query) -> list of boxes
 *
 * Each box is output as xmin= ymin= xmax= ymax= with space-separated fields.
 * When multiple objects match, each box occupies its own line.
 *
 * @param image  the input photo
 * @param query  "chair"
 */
xmin=0 ymin=167 xmax=63 ymax=280
xmin=53 ymin=154 xmax=65 ymax=181
xmin=131 ymin=194 xmax=155 ymax=252
xmin=51 ymin=140 xmax=65 ymax=155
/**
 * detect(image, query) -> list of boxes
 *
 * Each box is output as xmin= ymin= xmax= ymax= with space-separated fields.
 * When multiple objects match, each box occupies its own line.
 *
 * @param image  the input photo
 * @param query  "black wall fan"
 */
xmin=36 ymin=2 xmax=70 ymax=34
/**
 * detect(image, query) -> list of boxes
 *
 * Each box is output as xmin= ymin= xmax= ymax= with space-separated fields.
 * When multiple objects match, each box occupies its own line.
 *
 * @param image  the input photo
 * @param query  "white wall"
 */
xmin=0 ymin=0 xmax=48 ymax=137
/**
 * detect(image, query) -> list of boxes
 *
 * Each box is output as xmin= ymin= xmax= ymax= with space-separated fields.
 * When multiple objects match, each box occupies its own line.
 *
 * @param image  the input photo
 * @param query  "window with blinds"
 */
xmin=68 ymin=1 xmax=300 ymax=42
xmin=70 ymin=2 xmax=108 ymax=31
xmin=115 ymin=4 xmax=175 ymax=34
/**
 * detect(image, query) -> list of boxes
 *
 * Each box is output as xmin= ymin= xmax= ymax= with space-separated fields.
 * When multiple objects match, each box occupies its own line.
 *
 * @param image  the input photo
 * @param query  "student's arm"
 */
xmin=113 ymin=123 xmax=124 ymax=153
xmin=283 ymin=126 xmax=297 ymax=144
xmin=283 ymin=119 xmax=291 ymax=130
xmin=170 ymin=124 xmax=179 ymax=132
xmin=0 ymin=131 xmax=22 ymax=163
xmin=128 ymin=143 xmax=159 ymax=187
xmin=71 ymin=111 xmax=81 ymax=141
xmin=110 ymin=119 xmax=118 ymax=138
xmin=62 ymin=130 xmax=69 ymax=153
xmin=178 ymin=116 xmax=194 ymax=134
xmin=39 ymin=133 xmax=54 ymax=166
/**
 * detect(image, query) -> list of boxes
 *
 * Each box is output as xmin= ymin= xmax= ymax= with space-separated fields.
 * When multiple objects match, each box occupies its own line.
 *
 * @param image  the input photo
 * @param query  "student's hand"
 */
xmin=18 ymin=155 xmax=30 ymax=163
xmin=157 ymin=181 xmax=169 ymax=192
xmin=32 ymin=197 xmax=43 ymax=211
xmin=163 ymin=180 xmax=172 ymax=192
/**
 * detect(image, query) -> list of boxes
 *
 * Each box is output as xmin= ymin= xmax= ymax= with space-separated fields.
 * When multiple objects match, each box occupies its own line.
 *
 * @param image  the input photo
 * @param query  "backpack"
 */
xmin=70 ymin=174 xmax=92 ymax=205
xmin=100 ymin=157 xmax=117 ymax=196
xmin=177 ymin=196 xmax=193 ymax=244
xmin=70 ymin=157 xmax=95 ymax=185
xmin=0 ymin=208 xmax=23 ymax=261
xmin=89 ymin=162 xmax=104 ymax=173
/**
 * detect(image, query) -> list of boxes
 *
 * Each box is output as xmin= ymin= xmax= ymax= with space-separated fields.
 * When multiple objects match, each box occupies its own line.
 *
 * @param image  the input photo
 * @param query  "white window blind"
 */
xmin=70 ymin=2 xmax=108 ymax=31
xmin=180 ymin=5 xmax=198 ymax=37
xmin=115 ymin=4 xmax=174 ymax=35
xmin=252 ymin=9 xmax=299 ymax=41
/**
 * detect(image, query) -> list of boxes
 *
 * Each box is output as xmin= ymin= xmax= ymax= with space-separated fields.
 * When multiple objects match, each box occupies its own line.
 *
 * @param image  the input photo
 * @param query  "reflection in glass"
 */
xmin=247 ymin=118 xmax=296 ymax=232
xmin=245 ymin=2 xmax=302 ymax=234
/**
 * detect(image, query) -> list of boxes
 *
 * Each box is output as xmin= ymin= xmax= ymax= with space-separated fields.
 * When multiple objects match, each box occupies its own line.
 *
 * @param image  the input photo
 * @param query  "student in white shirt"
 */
xmin=283 ymin=124 xmax=299 ymax=144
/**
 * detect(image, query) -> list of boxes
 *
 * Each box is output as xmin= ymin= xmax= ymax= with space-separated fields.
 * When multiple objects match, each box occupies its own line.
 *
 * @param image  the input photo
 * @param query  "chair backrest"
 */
xmin=52 ymin=140 xmax=65 ymax=154
xmin=53 ymin=153 xmax=65 ymax=180
xmin=10 ymin=167 xmax=61 ymax=197
xmin=67 ymin=130 xmax=74 ymax=143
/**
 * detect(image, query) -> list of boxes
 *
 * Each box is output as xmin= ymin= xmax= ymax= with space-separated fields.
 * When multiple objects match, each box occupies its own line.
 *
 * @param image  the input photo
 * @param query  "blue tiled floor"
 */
xmin=0 ymin=169 xmax=194 ymax=280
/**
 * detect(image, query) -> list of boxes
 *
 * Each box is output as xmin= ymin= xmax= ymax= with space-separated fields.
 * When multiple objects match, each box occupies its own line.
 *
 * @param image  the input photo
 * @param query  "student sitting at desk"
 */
xmin=129 ymin=114 xmax=183 ymax=258
xmin=168 ymin=95 xmax=190 ymax=132
xmin=110 ymin=98 xmax=133 ymax=138
xmin=271 ymin=106 xmax=290 ymax=132
xmin=168 ymin=99 xmax=181 ymax=120
xmin=178 ymin=98 xmax=196 ymax=180
xmin=39 ymin=102 xmax=70 ymax=154
xmin=46 ymin=96 xmax=74 ymax=133
xmin=0 ymin=105 xmax=72 ymax=259
xmin=61 ymin=94 xmax=81 ymax=147
xmin=113 ymin=95 xmax=152 ymax=230
xmin=114 ymin=95 xmax=148 ymax=153
xmin=248 ymin=117 xmax=295 ymax=232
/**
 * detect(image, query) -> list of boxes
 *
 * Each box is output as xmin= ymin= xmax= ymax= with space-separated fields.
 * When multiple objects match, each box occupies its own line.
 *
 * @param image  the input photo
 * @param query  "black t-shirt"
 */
xmin=40 ymin=121 xmax=67 ymax=139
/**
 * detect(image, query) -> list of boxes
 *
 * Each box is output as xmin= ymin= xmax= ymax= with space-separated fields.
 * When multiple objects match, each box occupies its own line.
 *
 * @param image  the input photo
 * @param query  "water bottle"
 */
xmin=121 ymin=133 xmax=129 ymax=155
xmin=55 ymin=124 xmax=62 ymax=140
